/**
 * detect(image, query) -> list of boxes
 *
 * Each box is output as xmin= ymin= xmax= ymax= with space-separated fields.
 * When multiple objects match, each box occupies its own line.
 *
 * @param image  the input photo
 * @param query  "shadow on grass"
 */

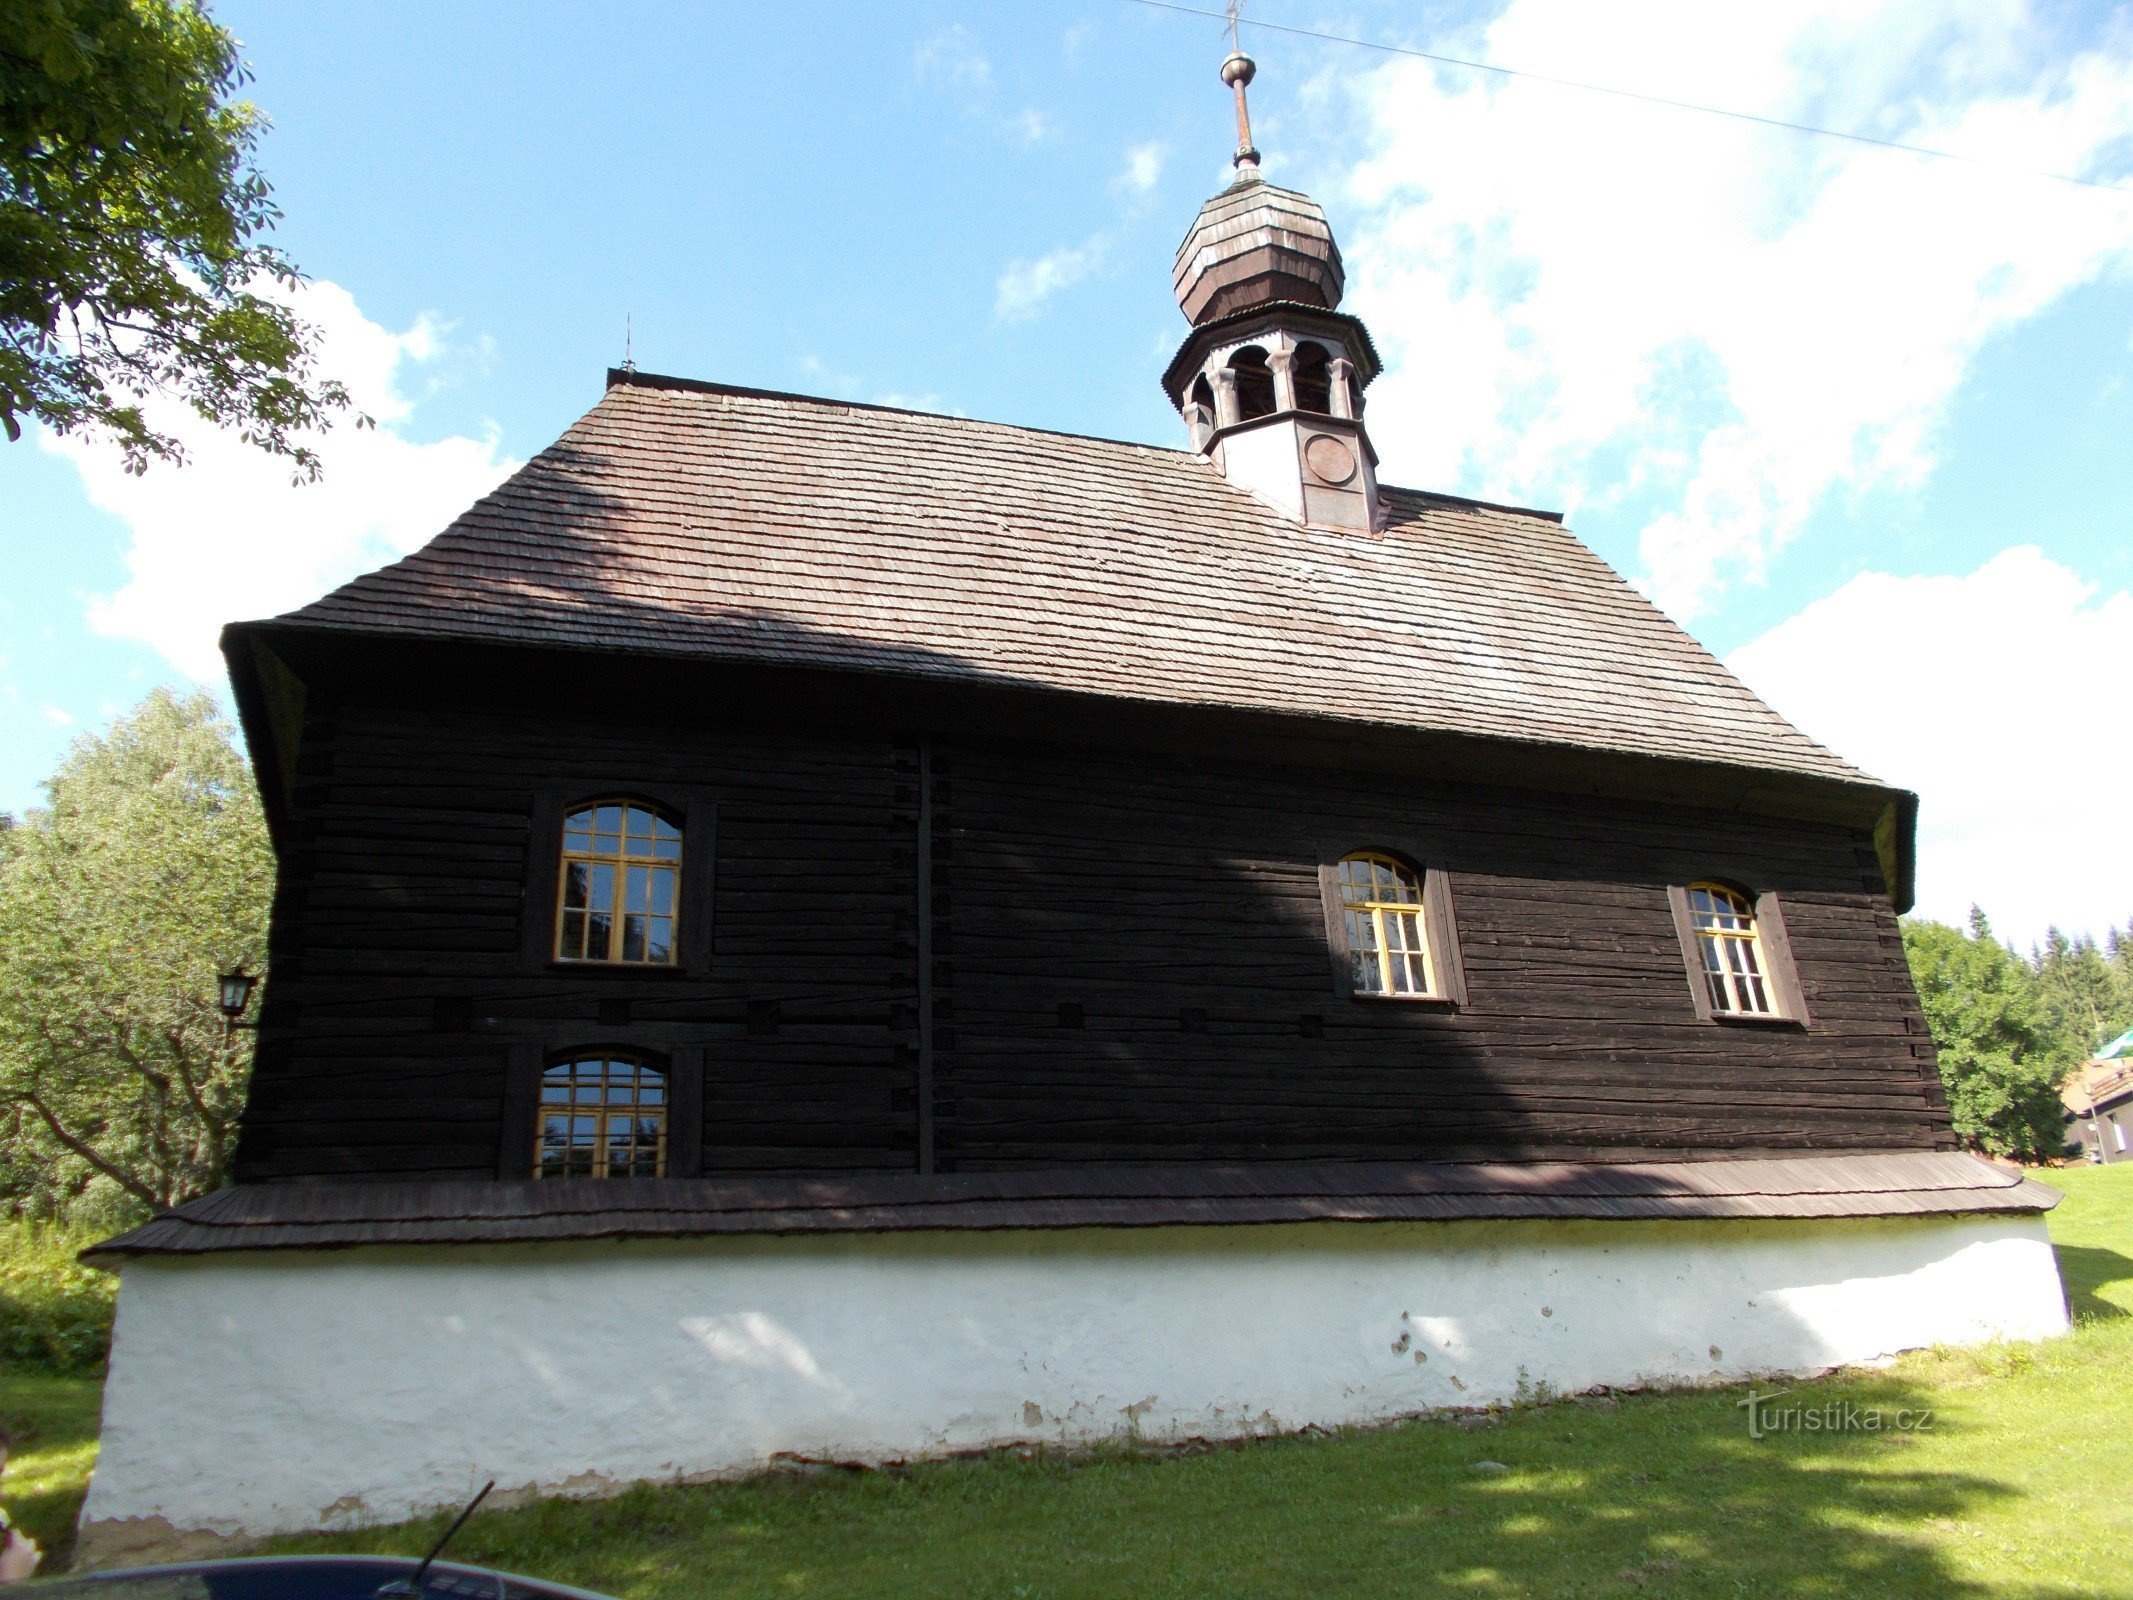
xmin=0 ymin=1366 xmax=101 ymax=1574
xmin=2052 ymin=1245 xmax=2133 ymax=1323
xmin=265 ymin=1364 xmax=2097 ymax=1600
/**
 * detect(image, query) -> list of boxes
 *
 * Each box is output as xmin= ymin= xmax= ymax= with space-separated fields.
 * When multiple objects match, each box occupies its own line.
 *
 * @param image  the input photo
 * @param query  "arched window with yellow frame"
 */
xmin=1686 ymin=882 xmax=1775 ymax=1016
xmin=1336 ymin=852 xmax=1436 ymax=997
xmin=535 ymin=1052 xmax=667 ymax=1178
xmin=555 ymin=800 xmax=682 ymax=965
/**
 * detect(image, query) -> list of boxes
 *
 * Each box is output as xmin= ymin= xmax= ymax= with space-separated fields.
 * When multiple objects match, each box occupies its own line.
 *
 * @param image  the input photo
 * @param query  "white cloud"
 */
xmin=871 ymin=391 xmax=955 ymax=414
xmin=991 ymin=141 xmax=1166 ymax=323
xmin=914 ymin=24 xmax=1050 ymax=144
xmin=1341 ymin=0 xmax=2133 ymax=618
xmin=995 ymin=237 xmax=1107 ymax=321
xmin=1116 ymin=141 xmax=1166 ymax=196
xmin=42 ymin=278 xmax=518 ymax=683
xmin=914 ymin=24 xmax=992 ymax=91
xmin=1727 ymin=546 xmax=2133 ymax=946
xmin=40 ymin=705 xmax=71 ymax=728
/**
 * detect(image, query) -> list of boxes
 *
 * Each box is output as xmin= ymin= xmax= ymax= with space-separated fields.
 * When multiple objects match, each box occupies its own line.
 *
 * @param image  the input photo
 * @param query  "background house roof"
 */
xmin=2063 ymin=1058 xmax=2133 ymax=1116
xmin=259 ymin=370 xmax=1875 ymax=791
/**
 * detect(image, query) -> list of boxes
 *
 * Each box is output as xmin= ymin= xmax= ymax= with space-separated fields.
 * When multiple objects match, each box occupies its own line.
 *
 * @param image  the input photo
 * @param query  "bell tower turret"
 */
xmin=1163 ymin=50 xmax=1383 ymax=532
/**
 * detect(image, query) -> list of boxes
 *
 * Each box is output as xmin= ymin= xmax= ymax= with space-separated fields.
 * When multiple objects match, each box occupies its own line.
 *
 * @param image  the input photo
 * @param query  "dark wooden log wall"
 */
xmin=232 ymin=692 xmax=1949 ymax=1183
xmin=936 ymin=743 xmax=1946 ymax=1166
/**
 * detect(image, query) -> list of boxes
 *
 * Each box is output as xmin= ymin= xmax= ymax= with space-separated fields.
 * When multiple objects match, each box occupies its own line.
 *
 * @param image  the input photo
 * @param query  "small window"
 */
xmin=1337 ymin=852 xmax=1436 ymax=997
xmin=536 ymin=1053 xmax=667 ymax=1178
xmin=555 ymin=801 xmax=681 ymax=965
xmin=1686 ymin=883 xmax=1775 ymax=1017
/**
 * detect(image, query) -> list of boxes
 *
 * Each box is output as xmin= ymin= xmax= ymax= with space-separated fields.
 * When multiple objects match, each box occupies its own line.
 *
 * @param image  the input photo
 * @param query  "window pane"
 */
xmin=1691 ymin=884 xmax=1776 ymax=1017
xmin=558 ymin=803 xmax=684 ymax=963
xmin=1706 ymin=972 xmax=1729 ymax=1013
xmin=537 ymin=1058 xmax=668 ymax=1180
xmin=1335 ymin=859 xmax=1437 ymax=996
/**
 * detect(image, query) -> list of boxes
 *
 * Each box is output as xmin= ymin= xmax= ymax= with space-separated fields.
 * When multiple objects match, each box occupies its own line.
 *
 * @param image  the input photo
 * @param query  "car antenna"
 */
xmin=388 ymin=1480 xmax=496 ymax=1596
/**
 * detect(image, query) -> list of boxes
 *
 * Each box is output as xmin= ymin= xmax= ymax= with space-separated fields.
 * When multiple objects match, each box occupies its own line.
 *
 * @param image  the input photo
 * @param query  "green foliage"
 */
xmin=1902 ymin=910 xmax=2071 ymax=1161
xmin=2031 ymin=921 xmax=2133 ymax=1065
xmin=0 ymin=0 xmax=355 ymax=475
xmin=1900 ymin=909 xmax=2133 ymax=1163
xmin=0 ymin=1364 xmax=102 ymax=1570
xmin=0 ymin=688 xmax=272 ymax=1215
xmin=0 ymin=1222 xmax=113 ymax=1372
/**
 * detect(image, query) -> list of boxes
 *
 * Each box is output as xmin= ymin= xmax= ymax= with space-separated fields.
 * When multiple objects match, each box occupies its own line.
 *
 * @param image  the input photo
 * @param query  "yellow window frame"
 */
xmin=1687 ymin=881 xmax=1776 ymax=1017
xmin=1337 ymin=851 xmax=1438 ymax=997
xmin=554 ymin=799 xmax=683 ymax=966
xmin=534 ymin=1054 xmax=669 ymax=1179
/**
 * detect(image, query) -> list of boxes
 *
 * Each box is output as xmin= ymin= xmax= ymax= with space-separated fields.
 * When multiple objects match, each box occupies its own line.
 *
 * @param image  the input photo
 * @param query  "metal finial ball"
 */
xmin=1221 ymin=51 xmax=1256 ymax=88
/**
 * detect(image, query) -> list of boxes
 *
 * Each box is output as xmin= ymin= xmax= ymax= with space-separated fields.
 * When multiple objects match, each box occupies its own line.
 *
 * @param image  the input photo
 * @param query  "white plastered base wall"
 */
xmin=80 ymin=1213 xmax=2068 ymax=1558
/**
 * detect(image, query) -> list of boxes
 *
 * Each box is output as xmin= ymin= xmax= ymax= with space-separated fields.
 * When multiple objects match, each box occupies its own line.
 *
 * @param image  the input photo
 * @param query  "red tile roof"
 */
xmin=2064 ymin=1059 xmax=2133 ymax=1114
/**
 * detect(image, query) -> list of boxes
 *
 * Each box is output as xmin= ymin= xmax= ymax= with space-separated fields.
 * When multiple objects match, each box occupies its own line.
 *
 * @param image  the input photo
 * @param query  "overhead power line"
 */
xmin=1127 ymin=0 xmax=2132 ymax=196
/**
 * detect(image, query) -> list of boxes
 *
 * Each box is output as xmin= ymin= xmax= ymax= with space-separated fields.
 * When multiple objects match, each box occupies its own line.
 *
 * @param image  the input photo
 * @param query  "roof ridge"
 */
xmin=604 ymin=369 xmax=1570 ymax=525
xmin=604 ymin=368 xmax=1185 ymax=461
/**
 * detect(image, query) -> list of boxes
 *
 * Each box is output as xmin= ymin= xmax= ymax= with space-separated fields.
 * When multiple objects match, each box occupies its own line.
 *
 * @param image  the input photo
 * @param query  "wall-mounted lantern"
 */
xmin=217 ymin=966 xmax=259 ymax=1039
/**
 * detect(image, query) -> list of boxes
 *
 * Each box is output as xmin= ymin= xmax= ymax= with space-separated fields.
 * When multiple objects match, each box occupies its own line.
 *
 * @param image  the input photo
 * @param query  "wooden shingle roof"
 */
xmin=268 ymin=371 xmax=1870 ymax=788
xmin=87 ymin=1154 xmax=2054 ymax=1257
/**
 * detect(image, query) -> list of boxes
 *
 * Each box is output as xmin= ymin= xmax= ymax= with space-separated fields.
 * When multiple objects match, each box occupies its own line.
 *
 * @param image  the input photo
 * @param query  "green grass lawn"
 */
xmin=7 ymin=1165 xmax=2131 ymax=1597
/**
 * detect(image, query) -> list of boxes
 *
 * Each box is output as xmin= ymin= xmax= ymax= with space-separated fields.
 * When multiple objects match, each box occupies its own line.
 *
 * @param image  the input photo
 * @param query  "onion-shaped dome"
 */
xmin=1172 ymin=178 xmax=1345 ymax=327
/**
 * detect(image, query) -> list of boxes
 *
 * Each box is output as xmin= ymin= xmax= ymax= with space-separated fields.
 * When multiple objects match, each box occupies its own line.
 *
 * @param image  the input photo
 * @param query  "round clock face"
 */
xmin=1304 ymin=433 xmax=1357 ymax=486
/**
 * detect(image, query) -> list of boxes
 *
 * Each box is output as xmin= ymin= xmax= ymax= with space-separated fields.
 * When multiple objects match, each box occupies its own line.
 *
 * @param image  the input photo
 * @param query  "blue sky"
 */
xmin=2 ymin=0 xmax=2129 ymax=945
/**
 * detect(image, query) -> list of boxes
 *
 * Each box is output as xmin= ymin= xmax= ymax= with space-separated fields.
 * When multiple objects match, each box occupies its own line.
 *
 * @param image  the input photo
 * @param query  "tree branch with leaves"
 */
xmin=0 ymin=0 xmax=359 ymax=477
xmin=0 ymin=690 xmax=271 ymax=1217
